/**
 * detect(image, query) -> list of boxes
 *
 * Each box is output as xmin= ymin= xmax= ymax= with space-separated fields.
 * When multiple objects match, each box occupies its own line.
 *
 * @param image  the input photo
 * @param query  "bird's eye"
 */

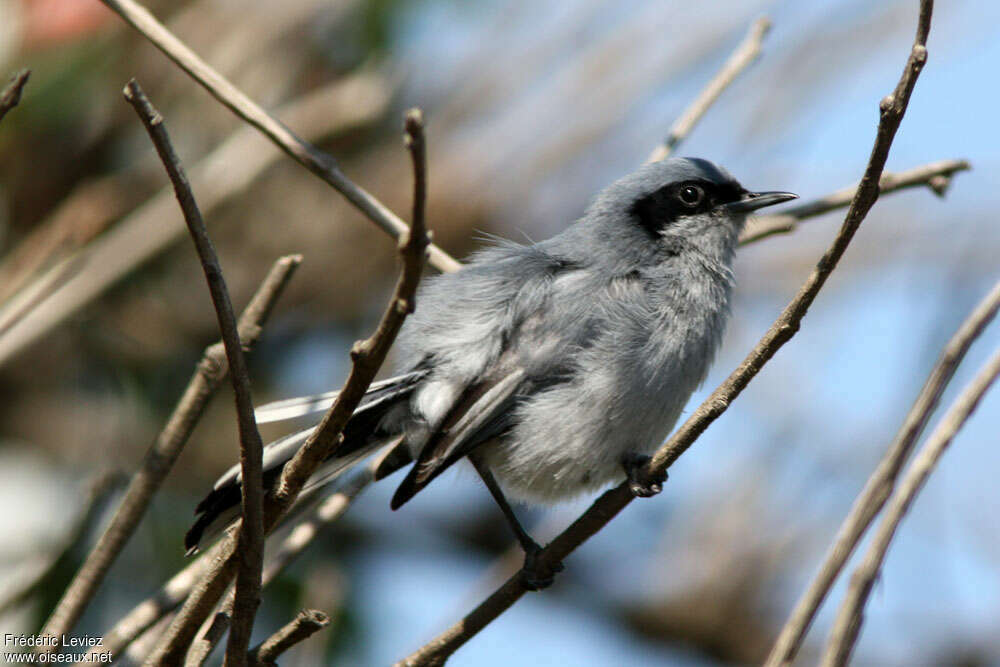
xmin=678 ymin=184 xmax=704 ymax=207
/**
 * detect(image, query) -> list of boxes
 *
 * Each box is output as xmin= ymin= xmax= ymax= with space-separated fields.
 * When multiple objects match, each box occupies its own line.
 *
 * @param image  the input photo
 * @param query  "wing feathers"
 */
xmin=392 ymin=368 xmax=526 ymax=509
xmin=255 ymin=371 xmax=426 ymax=424
xmin=185 ymin=372 xmax=424 ymax=553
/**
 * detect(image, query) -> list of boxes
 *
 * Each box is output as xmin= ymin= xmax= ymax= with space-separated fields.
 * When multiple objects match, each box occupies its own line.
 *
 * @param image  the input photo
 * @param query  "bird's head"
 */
xmin=580 ymin=157 xmax=796 ymax=265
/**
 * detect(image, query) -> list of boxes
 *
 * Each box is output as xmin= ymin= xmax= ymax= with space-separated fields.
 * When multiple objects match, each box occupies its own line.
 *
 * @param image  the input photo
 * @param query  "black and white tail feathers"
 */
xmin=183 ymin=371 xmax=425 ymax=554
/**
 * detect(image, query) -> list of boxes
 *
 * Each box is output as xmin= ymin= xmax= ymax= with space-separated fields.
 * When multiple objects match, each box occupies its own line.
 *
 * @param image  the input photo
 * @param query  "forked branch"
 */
xmin=399 ymin=1 xmax=933 ymax=663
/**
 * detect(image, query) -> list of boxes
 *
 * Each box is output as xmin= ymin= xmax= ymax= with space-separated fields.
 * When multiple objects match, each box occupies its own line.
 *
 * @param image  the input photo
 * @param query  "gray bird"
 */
xmin=186 ymin=157 xmax=795 ymax=588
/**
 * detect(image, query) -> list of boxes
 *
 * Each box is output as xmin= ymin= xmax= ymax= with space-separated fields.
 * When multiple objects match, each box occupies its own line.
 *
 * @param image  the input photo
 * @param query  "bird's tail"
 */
xmin=183 ymin=371 xmax=425 ymax=554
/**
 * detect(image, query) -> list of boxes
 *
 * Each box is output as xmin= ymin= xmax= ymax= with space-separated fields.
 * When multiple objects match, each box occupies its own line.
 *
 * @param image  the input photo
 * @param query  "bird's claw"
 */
xmin=623 ymin=453 xmax=667 ymax=498
xmin=520 ymin=541 xmax=564 ymax=591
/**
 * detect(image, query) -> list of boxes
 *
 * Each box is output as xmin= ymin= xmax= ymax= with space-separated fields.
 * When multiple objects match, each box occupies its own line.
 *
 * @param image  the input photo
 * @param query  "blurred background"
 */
xmin=0 ymin=0 xmax=998 ymax=664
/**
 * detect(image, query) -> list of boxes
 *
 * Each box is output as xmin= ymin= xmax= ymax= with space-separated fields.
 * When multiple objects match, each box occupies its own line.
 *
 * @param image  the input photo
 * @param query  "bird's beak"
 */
xmin=724 ymin=190 xmax=798 ymax=213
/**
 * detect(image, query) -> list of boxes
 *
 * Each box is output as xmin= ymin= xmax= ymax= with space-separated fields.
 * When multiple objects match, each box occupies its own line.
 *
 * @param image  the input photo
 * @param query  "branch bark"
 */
xmin=0 ymin=69 xmax=30 ymax=123
xmin=122 ymin=80 xmax=266 ymax=667
xmin=78 ymin=542 xmax=218 ymax=663
xmin=821 ymin=345 xmax=1000 ymax=667
xmin=39 ymin=255 xmax=298 ymax=647
xmin=648 ymin=18 xmax=770 ymax=163
xmin=0 ymin=68 xmax=389 ymax=367
xmin=398 ymin=1 xmax=933 ymax=663
xmin=248 ymin=609 xmax=330 ymax=667
xmin=765 ymin=277 xmax=1000 ymax=666
xmin=741 ymin=158 xmax=970 ymax=245
xmin=169 ymin=465 xmax=376 ymax=666
xmin=145 ymin=109 xmax=430 ymax=665
xmin=99 ymin=0 xmax=459 ymax=274
xmin=269 ymin=107 xmax=428 ymax=520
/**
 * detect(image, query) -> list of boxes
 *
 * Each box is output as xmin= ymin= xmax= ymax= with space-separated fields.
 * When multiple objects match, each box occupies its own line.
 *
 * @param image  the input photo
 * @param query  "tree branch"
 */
xmin=398 ymin=1 xmax=933 ymax=663
xmin=269 ymin=107 xmax=428 ymax=518
xmin=185 ymin=612 xmax=232 ymax=667
xmin=78 ymin=542 xmax=218 ymax=663
xmin=0 ymin=68 xmax=389 ymax=368
xmin=146 ymin=109 xmax=430 ymax=664
xmin=0 ymin=69 xmax=30 ymax=123
xmin=166 ymin=464 xmax=376 ymax=666
xmin=122 ymin=80 xmax=266 ymax=667
xmin=248 ymin=609 xmax=330 ymax=667
xmin=648 ymin=18 xmax=770 ymax=163
xmin=821 ymin=345 xmax=1000 ymax=667
xmin=264 ymin=462 xmax=376 ymax=583
xmin=39 ymin=255 xmax=298 ymax=647
xmin=765 ymin=277 xmax=1000 ymax=666
xmin=741 ymin=158 xmax=970 ymax=245
xmin=99 ymin=0 xmax=459 ymax=274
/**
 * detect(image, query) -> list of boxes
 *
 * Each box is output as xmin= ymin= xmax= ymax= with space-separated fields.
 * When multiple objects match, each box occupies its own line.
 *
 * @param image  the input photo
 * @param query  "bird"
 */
xmin=185 ymin=157 xmax=796 ymax=588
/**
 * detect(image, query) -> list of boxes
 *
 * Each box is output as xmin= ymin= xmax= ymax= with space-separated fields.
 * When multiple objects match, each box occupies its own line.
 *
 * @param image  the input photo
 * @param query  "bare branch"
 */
xmin=648 ymin=18 xmax=770 ymax=163
xmin=99 ymin=0 xmax=459 ymax=274
xmin=248 ymin=609 xmax=330 ymax=667
xmin=821 ymin=345 xmax=1000 ymax=667
xmin=147 ymin=538 xmax=241 ymax=664
xmin=0 ymin=69 xmax=30 ymax=123
xmin=0 ymin=68 xmax=389 ymax=367
xmin=741 ymin=158 xmax=970 ymax=245
xmin=269 ymin=107 xmax=429 ymax=518
xmin=185 ymin=612 xmax=232 ymax=667
xmin=119 ymin=80 xmax=267 ymax=667
xmin=79 ymin=542 xmax=218 ymax=663
xmin=39 ymin=255 xmax=298 ymax=646
xmin=765 ymin=277 xmax=1000 ymax=666
xmin=264 ymin=463 xmax=376 ymax=583
xmin=399 ymin=2 xmax=933 ymax=663
xmin=147 ymin=109 xmax=430 ymax=664
xmin=173 ymin=465 xmax=376 ymax=664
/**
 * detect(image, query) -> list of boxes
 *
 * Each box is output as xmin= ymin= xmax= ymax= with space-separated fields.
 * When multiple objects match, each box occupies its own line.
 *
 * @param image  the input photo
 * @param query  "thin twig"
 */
xmin=248 ymin=609 xmax=330 ymax=667
xmin=99 ymin=0 xmax=459 ymax=274
xmin=270 ymin=106 xmax=428 ymax=524
xmin=77 ymin=541 xmax=219 ymax=663
xmin=177 ymin=464 xmax=375 ymax=665
xmin=399 ymin=2 xmax=933 ymax=663
xmin=0 ymin=471 xmax=124 ymax=617
xmin=147 ymin=109 xmax=430 ymax=664
xmin=765 ymin=277 xmax=1000 ymax=666
xmin=0 ymin=69 xmax=30 ymax=122
xmin=122 ymin=80 xmax=266 ymax=667
xmin=265 ymin=461 xmax=377 ymax=583
xmin=647 ymin=18 xmax=770 ymax=163
xmin=821 ymin=345 xmax=1000 ymax=667
xmin=147 ymin=537 xmax=241 ymax=664
xmin=39 ymin=255 xmax=298 ymax=646
xmin=0 ymin=68 xmax=389 ymax=368
xmin=741 ymin=158 xmax=970 ymax=245
xmin=186 ymin=612 xmax=232 ymax=667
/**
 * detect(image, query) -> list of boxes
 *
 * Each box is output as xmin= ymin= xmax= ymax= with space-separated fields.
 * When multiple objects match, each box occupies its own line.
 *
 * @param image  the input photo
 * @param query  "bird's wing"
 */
xmin=185 ymin=371 xmax=426 ymax=554
xmin=204 ymin=371 xmax=426 ymax=495
xmin=255 ymin=371 xmax=426 ymax=424
xmin=391 ymin=367 xmax=527 ymax=509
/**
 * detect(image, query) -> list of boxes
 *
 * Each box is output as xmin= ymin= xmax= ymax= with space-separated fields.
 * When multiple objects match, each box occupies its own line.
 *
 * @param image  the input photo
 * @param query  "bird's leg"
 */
xmin=622 ymin=452 xmax=668 ymax=498
xmin=469 ymin=455 xmax=563 ymax=590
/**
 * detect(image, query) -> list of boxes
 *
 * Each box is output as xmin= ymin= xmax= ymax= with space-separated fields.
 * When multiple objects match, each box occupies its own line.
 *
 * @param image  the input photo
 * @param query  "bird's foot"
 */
xmin=519 ymin=540 xmax=564 ymax=591
xmin=622 ymin=453 xmax=667 ymax=498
